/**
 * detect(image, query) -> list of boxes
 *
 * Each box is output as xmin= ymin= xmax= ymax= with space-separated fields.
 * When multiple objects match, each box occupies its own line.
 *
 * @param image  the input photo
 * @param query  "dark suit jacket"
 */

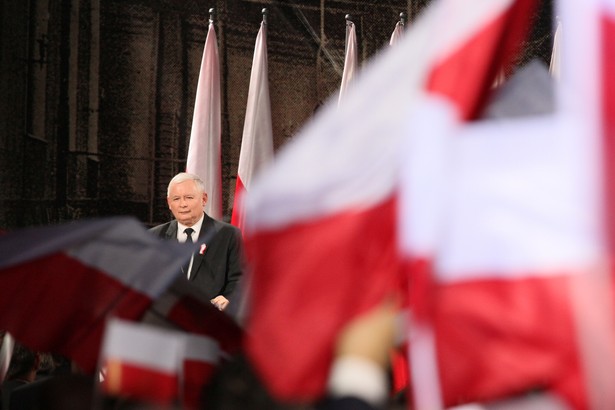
xmin=149 ymin=213 xmax=244 ymax=300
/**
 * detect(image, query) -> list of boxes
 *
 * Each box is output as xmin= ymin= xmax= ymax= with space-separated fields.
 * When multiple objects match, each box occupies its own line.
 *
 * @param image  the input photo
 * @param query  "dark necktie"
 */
xmin=182 ymin=228 xmax=194 ymax=277
xmin=184 ymin=228 xmax=194 ymax=243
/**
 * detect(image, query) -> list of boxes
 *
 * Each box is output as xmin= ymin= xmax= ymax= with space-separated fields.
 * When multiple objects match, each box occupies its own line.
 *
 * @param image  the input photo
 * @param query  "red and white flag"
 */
xmin=338 ymin=19 xmax=358 ymax=105
xmin=100 ymin=319 xmax=183 ymax=404
xmin=0 ymin=217 xmax=193 ymax=373
xmin=231 ymin=19 xmax=274 ymax=233
xmin=242 ymin=0 xmax=532 ymax=401
xmin=186 ymin=21 xmax=222 ymax=219
xmin=143 ymin=280 xmax=243 ymax=408
xmin=402 ymin=0 xmax=615 ymax=408
xmin=145 ymin=280 xmax=243 ymax=358
xmin=100 ymin=318 xmax=229 ymax=408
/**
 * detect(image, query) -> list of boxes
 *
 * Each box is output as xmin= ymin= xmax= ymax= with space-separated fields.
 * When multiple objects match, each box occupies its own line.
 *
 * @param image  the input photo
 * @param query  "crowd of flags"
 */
xmin=7 ymin=0 xmax=615 ymax=409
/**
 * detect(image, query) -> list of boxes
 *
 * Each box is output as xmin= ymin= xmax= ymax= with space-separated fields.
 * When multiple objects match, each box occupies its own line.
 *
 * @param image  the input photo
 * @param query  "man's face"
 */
xmin=167 ymin=180 xmax=208 ymax=227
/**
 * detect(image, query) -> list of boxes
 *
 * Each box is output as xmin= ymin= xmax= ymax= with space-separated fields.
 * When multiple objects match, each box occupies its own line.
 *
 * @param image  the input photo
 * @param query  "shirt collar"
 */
xmin=177 ymin=213 xmax=204 ymax=242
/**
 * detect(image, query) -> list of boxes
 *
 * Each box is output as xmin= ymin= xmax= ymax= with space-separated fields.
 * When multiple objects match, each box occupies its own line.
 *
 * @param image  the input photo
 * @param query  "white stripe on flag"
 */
xmin=102 ymin=319 xmax=182 ymax=373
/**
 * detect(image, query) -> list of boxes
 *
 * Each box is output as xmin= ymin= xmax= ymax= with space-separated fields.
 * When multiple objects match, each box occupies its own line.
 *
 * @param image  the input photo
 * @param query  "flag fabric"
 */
xmin=143 ymin=280 xmax=243 ymax=408
xmin=0 ymin=217 xmax=193 ymax=373
xmin=337 ymin=19 xmax=358 ymax=105
xmin=182 ymin=333 xmax=222 ymax=408
xmin=403 ymin=0 xmax=615 ymax=408
xmin=243 ymin=0 xmax=534 ymax=401
xmin=231 ymin=20 xmax=274 ymax=233
xmin=186 ymin=21 xmax=223 ymax=219
xmin=549 ymin=19 xmax=561 ymax=78
xmin=145 ymin=280 xmax=243 ymax=358
xmin=100 ymin=318 xmax=231 ymax=409
xmin=389 ymin=20 xmax=404 ymax=46
xmin=100 ymin=319 xmax=183 ymax=404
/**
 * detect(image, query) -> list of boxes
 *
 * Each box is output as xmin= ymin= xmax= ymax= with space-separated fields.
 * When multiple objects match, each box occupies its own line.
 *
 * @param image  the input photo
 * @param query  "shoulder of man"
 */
xmin=148 ymin=221 xmax=175 ymax=236
xmin=204 ymin=214 xmax=239 ymax=234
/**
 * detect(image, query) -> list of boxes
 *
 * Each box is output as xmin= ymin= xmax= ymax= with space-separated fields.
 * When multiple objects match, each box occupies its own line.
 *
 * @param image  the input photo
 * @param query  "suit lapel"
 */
xmin=165 ymin=221 xmax=179 ymax=241
xmin=190 ymin=213 xmax=217 ymax=280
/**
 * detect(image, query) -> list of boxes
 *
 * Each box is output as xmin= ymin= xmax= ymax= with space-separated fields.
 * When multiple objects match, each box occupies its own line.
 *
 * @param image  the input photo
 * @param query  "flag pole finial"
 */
xmin=262 ymin=8 xmax=268 ymax=24
xmin=345 ymin=14 xmax=353 ymax=26
xmin=209 ymin=8 xmax=215 ymax=24
xmin=399 ymin=12 xmax=407 ymax=27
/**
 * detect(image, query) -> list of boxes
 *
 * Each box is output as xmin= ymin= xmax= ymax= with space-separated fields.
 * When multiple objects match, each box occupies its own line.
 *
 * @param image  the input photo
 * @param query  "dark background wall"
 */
xmin=0 ymin=0 xmax=552 ymax=229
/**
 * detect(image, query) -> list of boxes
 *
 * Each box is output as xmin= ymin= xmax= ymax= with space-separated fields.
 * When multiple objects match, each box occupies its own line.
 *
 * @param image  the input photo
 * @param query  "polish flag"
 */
xmin=100 ymin=319 xmax=182 ymax=404
xmin=231 ymin=19 xmax=274 ymax=233
xmin=186 ymin=20 xmax=222 ymax=219
xmin=243 ymin=0 xmax=534 ymax=401
xmin=146 ymin=280 xmax=242 ymax=358
xmin=181 ymin=334 xmax=222 ymax=409
xmin=404 ymin=0 xmax=615 ymax=408
xmin=143 ymin=281 xmax=242 ymax=408
xmin=0 ymin=217 xmax=193 ymax=373
xmin=100 ymin=319 xmax=229 ymax=408
xmin=337 ymin=18 xmax=358 ymax=105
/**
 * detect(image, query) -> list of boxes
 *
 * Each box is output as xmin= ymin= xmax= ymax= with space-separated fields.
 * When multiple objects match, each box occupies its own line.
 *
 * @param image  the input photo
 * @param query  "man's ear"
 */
xmin=202 ymin=192 xmax=208 ymax=207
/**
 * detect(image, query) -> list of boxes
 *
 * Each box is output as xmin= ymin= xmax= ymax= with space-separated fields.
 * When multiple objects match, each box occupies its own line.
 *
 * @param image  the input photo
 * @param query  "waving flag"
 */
xmin=100 ymin=319 xmax=183 ymax=404
xmin=186 ymin=20 xmax=222 ymax=219
xmin=0 ymin=218 xmax=192 ymax=373
xmin=403 ymin=0 xmax=615 ymax=409
xmin=143 ymin=280 xmax=243 ymax=408
xmin=337 ymin=17 xmax=358 ymax=105
xmin=231 ymin=18 xmax=274 ymax=233
xmin=243 ymin=0 xmax=534 ymax=401
xmin=100 ymin=318 xmax=228 ymax=409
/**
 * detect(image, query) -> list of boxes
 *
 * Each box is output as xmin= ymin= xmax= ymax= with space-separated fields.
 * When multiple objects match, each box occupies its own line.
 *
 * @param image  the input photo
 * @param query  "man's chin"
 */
xmin=177 ymin=216 xmax=193 ymax=225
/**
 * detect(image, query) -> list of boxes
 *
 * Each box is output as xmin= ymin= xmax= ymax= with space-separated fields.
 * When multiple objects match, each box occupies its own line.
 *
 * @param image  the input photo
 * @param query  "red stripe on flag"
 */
xmin=182 ymin=360 xmax=217 ymax=409
xmin=165 ymin=294 xmax=242 ymax=355
xmin=231 ymin=176 xmax=246 ymax=230
xmin=602 ymin=14 xmax=615 ymax=253
xmin=427 ymin=0 xmax=536 ymax=120
xmin=245 ymin=196 xmax=404 ymax=399
xmin=0 ymin=253 xmax=151 ymax=372
xmin=433 ymin=275 xmax=585 ymax=406
xmin=102 ymin=358 xmax=178 ymax=403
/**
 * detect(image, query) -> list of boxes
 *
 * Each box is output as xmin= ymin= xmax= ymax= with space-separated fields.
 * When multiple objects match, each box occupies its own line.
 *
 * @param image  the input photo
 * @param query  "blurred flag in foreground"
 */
xmin=142 ymin=281 xmax=243 ymax=408
xmin=100 ymin=319 xmax=182 ymax=404
xmin=100 ymin=316 xmax=236 ymax=409
xmin=231 ymin=17 xmax=274 ymax=233
xmin=243 ymin=0 xmax=535 ymax=401
xmin=0 ymin=217 xmax=192 ymax=373
xmin=403 ymin=0 xmax=615 ymax=408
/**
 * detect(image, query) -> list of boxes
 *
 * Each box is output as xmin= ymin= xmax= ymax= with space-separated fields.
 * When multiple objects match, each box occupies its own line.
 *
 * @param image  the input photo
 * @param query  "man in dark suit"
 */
xmin=150 ymin=172 xmax=244 ymax=311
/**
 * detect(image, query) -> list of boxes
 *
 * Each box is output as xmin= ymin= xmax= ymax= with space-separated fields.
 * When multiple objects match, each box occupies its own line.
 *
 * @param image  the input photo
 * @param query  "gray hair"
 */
xmin=167 ymin=172 xmax=206 ymax=197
